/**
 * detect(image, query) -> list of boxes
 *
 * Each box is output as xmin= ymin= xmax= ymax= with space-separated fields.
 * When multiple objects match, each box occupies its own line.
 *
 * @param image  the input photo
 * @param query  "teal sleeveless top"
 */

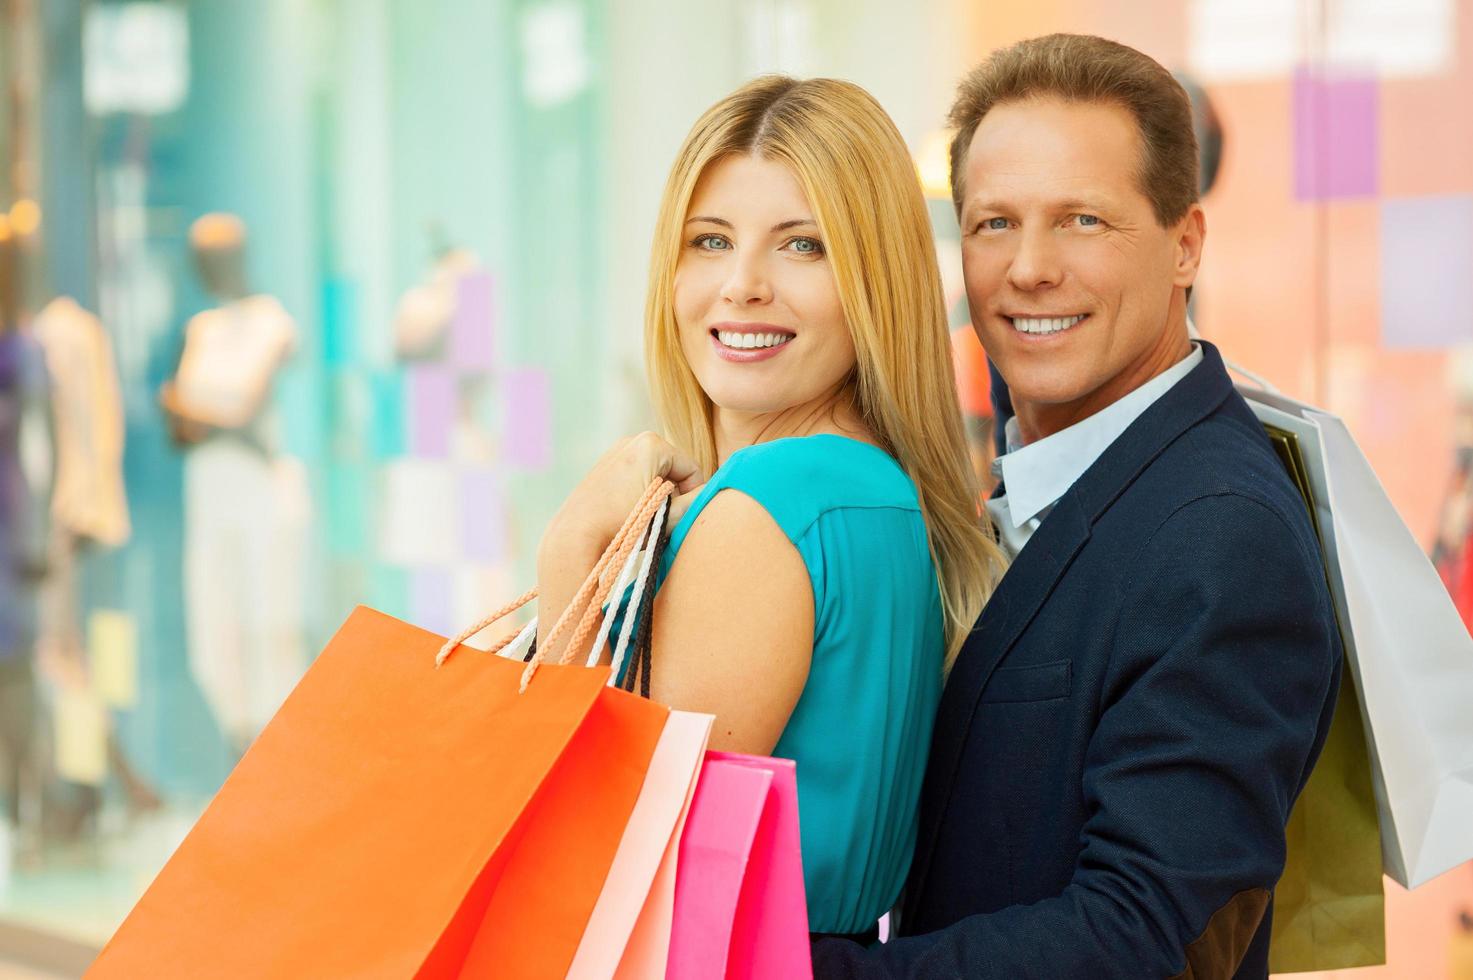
xmin=626 ymin=434 xmax=945 ymax=934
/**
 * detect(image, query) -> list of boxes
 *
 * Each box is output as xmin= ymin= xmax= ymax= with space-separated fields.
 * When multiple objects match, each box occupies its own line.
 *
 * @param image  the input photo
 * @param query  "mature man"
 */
xmin=814 ymin=34 xmax=1341 ymax=979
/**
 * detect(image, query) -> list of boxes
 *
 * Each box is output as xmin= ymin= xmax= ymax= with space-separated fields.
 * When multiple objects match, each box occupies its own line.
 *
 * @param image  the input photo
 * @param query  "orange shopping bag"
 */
xmin=90 ymin=483 xmax=676 ymax=979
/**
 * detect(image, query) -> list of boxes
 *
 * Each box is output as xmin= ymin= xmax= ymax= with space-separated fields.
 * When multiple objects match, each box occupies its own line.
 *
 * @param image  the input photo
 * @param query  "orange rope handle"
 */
xmin=557 ymin=481 xmax=674 ymax=666
xmin=436 ymin=480 xmax=667 ymax=669
xmin=538 ymin=479 xmax=665 ymax=666
xmin=434 ymin=587 xmax=538 ymax=667
xmin=521 ymin=480 xmax=674 ymax=692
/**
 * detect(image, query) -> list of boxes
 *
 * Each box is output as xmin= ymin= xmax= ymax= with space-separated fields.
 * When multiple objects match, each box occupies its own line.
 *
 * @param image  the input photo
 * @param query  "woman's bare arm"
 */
xmin=535 ymin=433 xmax=704 ymax=659
xmin=647 ymin=489 xmax=813 ymax=755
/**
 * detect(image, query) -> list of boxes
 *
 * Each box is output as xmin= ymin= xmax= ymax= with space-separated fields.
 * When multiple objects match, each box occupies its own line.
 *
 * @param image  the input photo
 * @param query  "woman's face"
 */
xmin=674 ymin=154 xmax=856 ymax=418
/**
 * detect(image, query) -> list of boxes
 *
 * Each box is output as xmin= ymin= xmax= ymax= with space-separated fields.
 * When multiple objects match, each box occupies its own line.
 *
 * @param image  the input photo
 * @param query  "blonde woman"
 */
xmin=536 ymin=76 xmax=1005 ymax=939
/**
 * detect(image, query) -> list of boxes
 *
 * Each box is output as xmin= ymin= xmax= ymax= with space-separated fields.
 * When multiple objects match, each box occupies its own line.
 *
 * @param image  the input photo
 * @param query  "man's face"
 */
xmin=958 ymin=97 xmax=1203 ymax=438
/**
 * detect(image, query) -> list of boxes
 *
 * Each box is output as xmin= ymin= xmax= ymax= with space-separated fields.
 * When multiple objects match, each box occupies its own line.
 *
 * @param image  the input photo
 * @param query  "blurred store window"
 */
xmin=82 ymin=3 xmax=188 ymax=117
xmin=1 ymin=0 xmax=1471 ymax=975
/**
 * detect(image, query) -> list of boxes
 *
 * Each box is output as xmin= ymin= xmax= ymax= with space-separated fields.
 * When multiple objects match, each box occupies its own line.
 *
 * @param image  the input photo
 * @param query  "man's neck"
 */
xmin=1015 ymin=327 xmax=1194 ymax=445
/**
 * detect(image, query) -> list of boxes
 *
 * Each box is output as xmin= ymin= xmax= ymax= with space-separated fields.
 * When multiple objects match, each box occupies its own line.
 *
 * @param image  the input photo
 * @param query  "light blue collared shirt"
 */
xmin=986 ymin=344 xmax=1204 ymax=559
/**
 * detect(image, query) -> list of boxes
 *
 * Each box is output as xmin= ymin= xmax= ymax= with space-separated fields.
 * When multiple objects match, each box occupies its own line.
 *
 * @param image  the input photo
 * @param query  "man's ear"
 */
xmin=1173 ymin=203 xmax=1206 ymax=289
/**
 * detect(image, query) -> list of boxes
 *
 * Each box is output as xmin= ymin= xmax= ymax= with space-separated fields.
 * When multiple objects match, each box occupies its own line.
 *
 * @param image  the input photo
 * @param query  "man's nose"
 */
xmin=1006 ymin=225 xmax=1064 ymax=291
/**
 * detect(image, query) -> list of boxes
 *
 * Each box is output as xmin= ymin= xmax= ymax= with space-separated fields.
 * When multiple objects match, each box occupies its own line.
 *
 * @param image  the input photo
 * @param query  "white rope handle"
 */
xmin=587 ymin=524 xmax=650 ymax=667
xmin=498 ymin=618 xmax=539 ymax=660
xmin=607 ymin=498 xmax=668 ymax=685
xmin=521 ymin=481 xmax=674 ymax=691
xmin=436 ymin=479 xmax=670 ymax=671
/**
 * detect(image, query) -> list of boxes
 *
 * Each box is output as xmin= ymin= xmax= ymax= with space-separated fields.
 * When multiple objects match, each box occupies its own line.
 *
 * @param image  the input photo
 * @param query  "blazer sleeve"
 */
xmin=813 ymin=490 xmax=1342 ymax=979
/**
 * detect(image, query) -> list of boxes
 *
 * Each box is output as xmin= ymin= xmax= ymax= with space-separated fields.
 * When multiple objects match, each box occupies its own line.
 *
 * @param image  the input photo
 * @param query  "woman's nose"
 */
xmin=721 ymin=253 xmax=774 ymax=306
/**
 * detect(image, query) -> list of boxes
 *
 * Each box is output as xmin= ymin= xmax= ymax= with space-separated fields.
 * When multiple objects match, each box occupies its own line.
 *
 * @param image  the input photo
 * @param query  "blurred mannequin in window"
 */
xmin=14 ymin=202 xmax=159 ymax=823
xmin=160 ymin=214 xmax=305 ymax=757
xmin=387 ymin=231 xmax=517 ymax=630
xmin=0 ymin=213 xmax=49 ymax=855
xmin=392 ymin=225 xmax=481 ymax=362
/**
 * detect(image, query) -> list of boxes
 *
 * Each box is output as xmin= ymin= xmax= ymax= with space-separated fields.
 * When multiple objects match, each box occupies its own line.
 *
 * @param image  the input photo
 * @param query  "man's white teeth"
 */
xmin=718 ymin=331 xmax=793 ymax=350
xmin=1011 ymin=314 xmax=1086 ymax=335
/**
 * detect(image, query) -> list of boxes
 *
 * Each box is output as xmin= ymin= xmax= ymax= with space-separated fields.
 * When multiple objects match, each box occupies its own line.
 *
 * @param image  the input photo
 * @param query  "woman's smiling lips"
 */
xmin=709 ymin=321 xmax=798 ymax=363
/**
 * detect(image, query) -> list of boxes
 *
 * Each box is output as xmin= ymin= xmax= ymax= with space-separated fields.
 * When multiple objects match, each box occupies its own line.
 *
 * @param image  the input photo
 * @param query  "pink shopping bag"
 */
xmin=567 ymin=711 xmax=713 ymax=980
xmin=612 ymin=734 xmax=706 ymax=980
xmin=667 ymin=752 xmax=811 ymax=980
xmin=712 ymin=753 xmax=811 ymax=979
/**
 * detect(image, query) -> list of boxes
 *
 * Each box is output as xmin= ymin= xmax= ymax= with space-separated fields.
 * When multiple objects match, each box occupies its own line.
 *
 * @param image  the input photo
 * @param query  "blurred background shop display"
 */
xmin=1 ymin=0 xmax=1472 ymax=976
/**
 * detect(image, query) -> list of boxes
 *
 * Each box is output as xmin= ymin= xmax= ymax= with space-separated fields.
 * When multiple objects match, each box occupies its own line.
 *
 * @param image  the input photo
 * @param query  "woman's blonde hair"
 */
xmin=644 ymin=75 xmax=1006 ymax=671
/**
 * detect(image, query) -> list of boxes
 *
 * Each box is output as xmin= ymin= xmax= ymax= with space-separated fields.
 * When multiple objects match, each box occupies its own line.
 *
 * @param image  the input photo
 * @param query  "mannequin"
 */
xmin=8 ymin=204 xmax=160 ymax=827
xmin=161 ymin=213 xmax=304 ymax=755
xmin=392 ymin=229 xmax=481 ymax=362
xmin=0 ymin=214 xmax=47 ymax=847
xmin=385 ymin=234 xmax=520 ymax=635
xmin=27 ymin=219 xmax=157 ymax=817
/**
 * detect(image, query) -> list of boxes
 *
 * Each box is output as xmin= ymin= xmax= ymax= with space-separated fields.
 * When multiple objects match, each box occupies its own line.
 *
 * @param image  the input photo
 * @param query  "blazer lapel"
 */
xmin=907 ymin=492 xmax=1091 ymax=914
xmin=905 ymin=342 xmax=1239 ymax=921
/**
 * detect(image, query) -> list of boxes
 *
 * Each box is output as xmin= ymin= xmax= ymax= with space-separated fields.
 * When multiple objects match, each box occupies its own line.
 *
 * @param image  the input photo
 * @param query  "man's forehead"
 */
xmin=962 ymin=99 xmax=1145 ymax=207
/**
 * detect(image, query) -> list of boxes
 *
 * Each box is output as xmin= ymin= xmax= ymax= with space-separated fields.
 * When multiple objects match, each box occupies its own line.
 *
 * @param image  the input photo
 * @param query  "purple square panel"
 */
xmin=1294 ymin=68 xmax=1379 ymax=201
xmin=452 ymin=272 xmax=496 ymax=373
xmin=410 ymin=567 xmax=456 ymax=638
xmin=408 ymin=364 xmax=456 ymax=458
xmin=504 ymin=368 xmax=553 ymax=470
xmin=1380 ymin=195 xmax=1473 ymax=349
xmin=459 ymin=467 xmax=507 ymax=563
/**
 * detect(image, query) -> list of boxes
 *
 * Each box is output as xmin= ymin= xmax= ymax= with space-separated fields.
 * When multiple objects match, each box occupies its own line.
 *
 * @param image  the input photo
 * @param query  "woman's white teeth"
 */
xmin=1011 ymin=314 xmax=1086 ymax=335
xmin=718 ymin=331 xmax=792 ymax=350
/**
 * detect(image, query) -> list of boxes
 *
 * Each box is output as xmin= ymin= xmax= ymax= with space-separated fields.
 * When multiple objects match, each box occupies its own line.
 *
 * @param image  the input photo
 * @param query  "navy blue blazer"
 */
xmin=814 ymin=342 xmax=1342 ymax=979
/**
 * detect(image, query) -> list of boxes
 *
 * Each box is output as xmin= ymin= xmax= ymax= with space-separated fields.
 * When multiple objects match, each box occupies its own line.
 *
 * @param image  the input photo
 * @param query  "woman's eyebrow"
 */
xmin=682 ymin=216 xmax=818 ymax=232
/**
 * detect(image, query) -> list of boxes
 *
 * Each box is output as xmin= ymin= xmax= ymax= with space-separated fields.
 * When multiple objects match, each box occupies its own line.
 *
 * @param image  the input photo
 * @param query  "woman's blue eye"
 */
xmin=787 ymin=237 xmax=824 ymax=255
xmin=692 ymin=234 xmax=731 ymax=250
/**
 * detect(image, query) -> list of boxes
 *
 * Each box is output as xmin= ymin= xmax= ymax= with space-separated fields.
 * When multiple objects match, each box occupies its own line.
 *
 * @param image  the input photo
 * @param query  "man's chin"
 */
xmin=992 ymin=361 xmax=1094 ymax=407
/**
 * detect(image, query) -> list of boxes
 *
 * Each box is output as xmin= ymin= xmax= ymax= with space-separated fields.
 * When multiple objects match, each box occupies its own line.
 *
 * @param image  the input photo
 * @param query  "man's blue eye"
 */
xmin=985 ymin=217 xmax=1009 ymax=231
xmin=1077 ymin=214 xmax=1100 ymax=226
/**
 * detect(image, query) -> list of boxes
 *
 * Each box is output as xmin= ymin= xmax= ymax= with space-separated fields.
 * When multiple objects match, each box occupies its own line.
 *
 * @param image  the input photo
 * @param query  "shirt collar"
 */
xmin=991 ymin=344 xmax=1204 ymax=529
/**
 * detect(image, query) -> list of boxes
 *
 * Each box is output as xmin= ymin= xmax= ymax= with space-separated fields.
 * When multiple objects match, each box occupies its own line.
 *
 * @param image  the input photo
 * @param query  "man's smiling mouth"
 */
xmin=1009 ymin=314 xmax=1088 ymax=335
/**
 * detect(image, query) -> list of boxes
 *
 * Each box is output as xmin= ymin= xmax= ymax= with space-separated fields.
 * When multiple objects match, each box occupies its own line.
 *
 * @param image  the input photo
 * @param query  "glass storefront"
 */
xmin=2 ymin=1 xmax=1471 ymax=975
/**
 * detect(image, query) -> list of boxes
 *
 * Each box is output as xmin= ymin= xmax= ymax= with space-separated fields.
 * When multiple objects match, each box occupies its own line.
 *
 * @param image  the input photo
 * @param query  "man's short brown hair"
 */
xmin=948 ymin=33 xmax=1199 ymax=228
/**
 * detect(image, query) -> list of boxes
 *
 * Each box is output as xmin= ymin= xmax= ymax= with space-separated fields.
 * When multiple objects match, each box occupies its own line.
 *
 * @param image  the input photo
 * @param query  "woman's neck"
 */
xmin=712 ymin=384 xmax=876 ymax=465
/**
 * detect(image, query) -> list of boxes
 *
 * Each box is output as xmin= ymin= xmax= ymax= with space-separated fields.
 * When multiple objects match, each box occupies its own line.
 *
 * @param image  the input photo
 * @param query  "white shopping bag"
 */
xmin=1238 ymin=385 xmax=1473 ymax=887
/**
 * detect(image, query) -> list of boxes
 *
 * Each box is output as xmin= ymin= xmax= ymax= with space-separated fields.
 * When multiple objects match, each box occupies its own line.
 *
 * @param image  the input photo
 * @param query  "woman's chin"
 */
xmin=708 ymin=396 xmax=794 ymax=417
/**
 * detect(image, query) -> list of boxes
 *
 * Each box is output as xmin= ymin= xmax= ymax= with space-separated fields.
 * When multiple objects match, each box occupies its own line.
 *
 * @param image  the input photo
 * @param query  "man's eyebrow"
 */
xmin=1055 ymin=198 xmax=1113 ymax=213
xmin=963 ymin=197 xmax=1115 ymax=218
xmin=965 ymin=198 xmax=1010 ymax=215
